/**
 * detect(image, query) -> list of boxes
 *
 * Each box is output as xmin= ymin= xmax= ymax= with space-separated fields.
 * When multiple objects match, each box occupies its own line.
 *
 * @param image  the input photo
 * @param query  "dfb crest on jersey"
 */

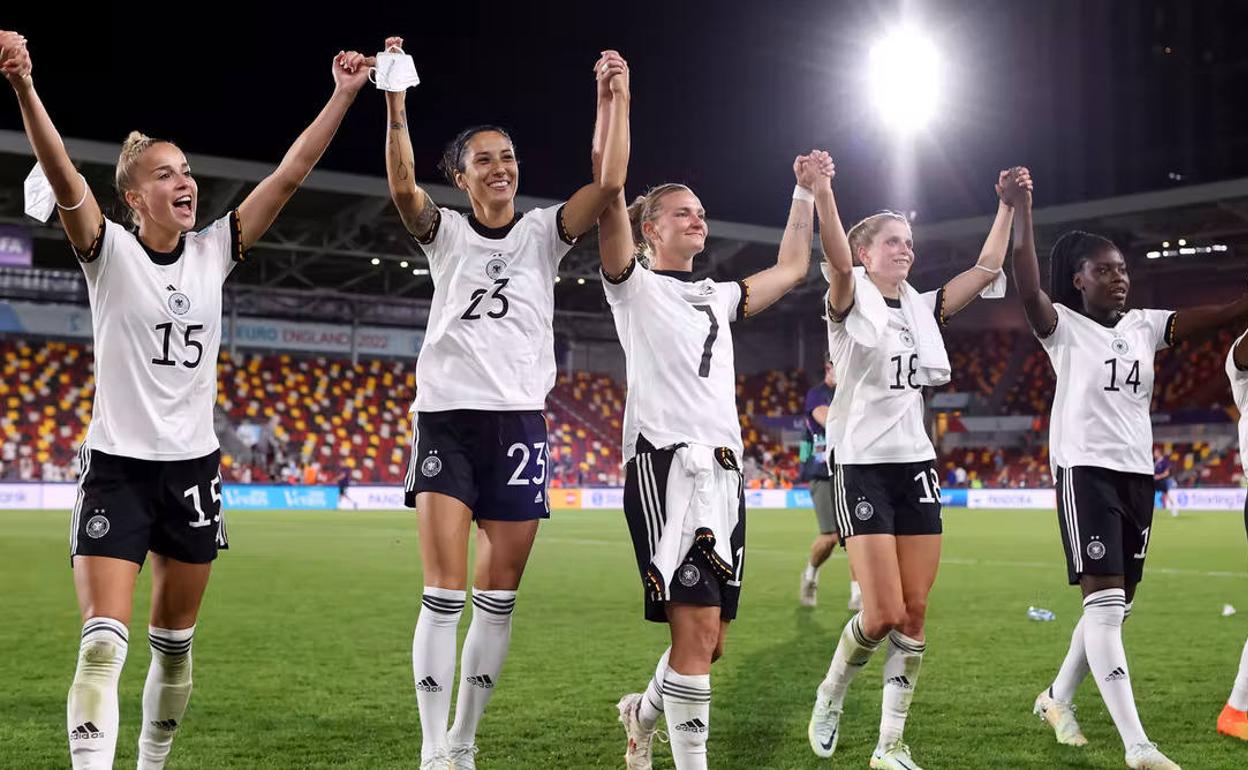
xmin=1086 ymin=540 xmax=1106 ymax=560
xmin=421 ymin=453 xmax=443 ymax=478
xmin=677 ymin=563 xmax=701 ymax=587
xmin=1110 ymin=336 xmax=1131 ymax=356
xmin=485 ymin=254 xmax=507 ymax=280
xmin=86 ymin=512 xmax=110 ymax=539
xmin=899 ymin=329 xmax=916 ymax=348
xmin=854 ymin=500 xmax=875 ymax=521
xmin=168 ymin=292 xmax=191 ymax=315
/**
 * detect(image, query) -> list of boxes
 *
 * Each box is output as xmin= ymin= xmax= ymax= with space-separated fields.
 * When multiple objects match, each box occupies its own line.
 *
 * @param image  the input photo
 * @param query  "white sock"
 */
xmin=448 ymin=589 xmax=516 ymax=748
xmin=803 ymin=563 xmax=819 ymax=582
xmin=878 ymin=631 xmax=925 ymax=750
xmin=68 ymin=617 xmax=128 ymax=770
xmin=1229 ymin=637 xmax=1248 ymax=711
xmin=819 ymin=613 xmax=883 ymax=708
xmin=1051 ymin=601 xmax=1132 ymax=703
xmin=1082 ymin=588 xmax=1148 ymax=748
xmin=639 ymin=647 xmax=670 ymax=731
xmin=137 ymin=625 xmax=195 ymax=770
xmin=1049 ymin=616 xmax=1088 ymax=703
xmin=413 ymin=587 xmax=465 ymax=761
xmin=663 ymin=670 xmax=710 ymax=770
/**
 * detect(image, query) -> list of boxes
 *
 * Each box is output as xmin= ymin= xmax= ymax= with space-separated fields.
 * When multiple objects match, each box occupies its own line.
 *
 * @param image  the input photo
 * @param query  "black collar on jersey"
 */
xmin=884 ymin=296 xmax=902 ymax=309
xmin=654 ymin=269 xmax=694 ymax=282
xmin=132 ymin=228 xmax=186 ymax=266
xmin=468 ymin=211 xmax=523 ymax=239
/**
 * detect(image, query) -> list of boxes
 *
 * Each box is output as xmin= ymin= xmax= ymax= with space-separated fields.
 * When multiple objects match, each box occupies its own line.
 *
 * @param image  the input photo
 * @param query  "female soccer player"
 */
xmin=598 ymin=124 xmax=827 ymax=765
xmin=806 ymin=167 xmax=1028 ymax=770
xmin=0 ymin=31 xmax=370 ymax=769
xmin=382 ymin=36 xmax=630 ymax=769
xmin=1014 ymin=179 xmax=1248 ymax=769
xmin=1218 ymin=330 xmax=1248 ymax=743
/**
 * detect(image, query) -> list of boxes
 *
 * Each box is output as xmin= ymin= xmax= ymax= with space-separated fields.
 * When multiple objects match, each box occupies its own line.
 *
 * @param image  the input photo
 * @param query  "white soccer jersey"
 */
xmin=825 ymin=292 xmax=941 ymax=465
xmin=1040 ymin=303 xmax=1174 ymax=475
xmin=603 ymin=261 xmax=745 ymax=460
xmin=1225 ymin=331 xmax=1248 ymax=475
xmin=412 ymin=206 xmax=574 ymax=412
xmin=78 ymin=213 xmax=242 ymax=461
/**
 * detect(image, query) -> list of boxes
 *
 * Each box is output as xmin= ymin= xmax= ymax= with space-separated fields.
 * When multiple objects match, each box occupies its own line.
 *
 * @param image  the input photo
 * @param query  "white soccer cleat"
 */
xmin=808 ymin=687 xmax=842 ymax=757
xmin=869 ymin=739 xmax=924 ymax=770
xmin=1033 ymin=688 xmax=1089 ymax=746
xmin=448 ymin=743 xmax=478 ymax=770
xmin=800 ymin=573 xmax=818 ymax=607
xmin=420 ymin=749 xmax=453 ymax=770
xmin=1125 ymin=742 xmax=1181 ymax=770
xmin=617 ymin=692 xmax=661 ymax=770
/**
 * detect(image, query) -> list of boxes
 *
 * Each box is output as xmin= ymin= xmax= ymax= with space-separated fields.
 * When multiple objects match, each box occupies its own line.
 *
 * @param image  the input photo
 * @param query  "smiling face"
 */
xmin=1074 ymin=245 xmax=1130 ymax=313
xmin=857 ymin=217 xmax=915 ymax=287
xmin=453 ymin=130 xmax=518 ymax=208
xmin=642 ymin=188 xmax=708 ymax=262
xmin=123 ymin=142 xmax=197 ymax=233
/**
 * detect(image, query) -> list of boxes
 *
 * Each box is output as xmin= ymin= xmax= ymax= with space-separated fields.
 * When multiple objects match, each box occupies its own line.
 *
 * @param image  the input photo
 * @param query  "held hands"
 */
xmin=794 ymin=149 xmax=835 ymax=191
xmin=996 ymin=166 xmax=1033 ymax=208
xmin=595 ymin=50 xmax=629 ymax=102
xmin=0 ymin=30 xmax=32 ymax=90
xmin=332 ymin=49 xmax=373 ymax=96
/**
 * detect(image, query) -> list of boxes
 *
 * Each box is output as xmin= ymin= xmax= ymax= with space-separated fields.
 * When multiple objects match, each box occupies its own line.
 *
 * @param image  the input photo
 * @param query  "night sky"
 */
xmin=3 ymin=0 xmax=1246 ymax=228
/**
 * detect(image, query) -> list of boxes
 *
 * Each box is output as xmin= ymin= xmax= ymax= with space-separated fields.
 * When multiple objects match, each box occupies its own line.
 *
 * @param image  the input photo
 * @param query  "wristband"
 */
xmin=57 ymin=174 xmax=89 ymax=211
xmin=793 ymin=185 xmax=814 ymax=203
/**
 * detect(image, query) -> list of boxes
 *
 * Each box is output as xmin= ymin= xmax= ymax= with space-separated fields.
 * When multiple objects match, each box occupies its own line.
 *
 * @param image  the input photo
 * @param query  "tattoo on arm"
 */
xmin=788 ymin=219 xmax=810 ymax=231
xmin=413 ymin=197 xmax=437 ymax=234
xmin=397 ymin=161 xmax=409 ymax=182
xmin=390 ymin=109 xmax=408 ymax=131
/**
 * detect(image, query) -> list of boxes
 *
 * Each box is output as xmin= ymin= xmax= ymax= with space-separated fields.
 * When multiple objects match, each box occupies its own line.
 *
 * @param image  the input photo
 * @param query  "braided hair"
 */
xmin=1048 ymin=230 xmax=1118 ymax=311
xmin=437 ymin=125 xmax=515 ymax=185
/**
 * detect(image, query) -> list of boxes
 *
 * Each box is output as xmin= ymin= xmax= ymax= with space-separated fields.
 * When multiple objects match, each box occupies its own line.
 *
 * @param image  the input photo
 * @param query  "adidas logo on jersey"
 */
xmin=885 ymin=675 xmax=914 ymax=690
xmin=149 ymin=719 xmax=180 ymax=731
xmin=69 ymin=722 xmax=103 ymax=740
xmin=1104 ymin=666 xmax=1128 ymax=682
xmin=416 ymin=676 xmax=443 ymax=692
xmin=674 ymin=718 xmax=708 ymax=733
xmin=467 ymin=674 xmax=495 ymax=689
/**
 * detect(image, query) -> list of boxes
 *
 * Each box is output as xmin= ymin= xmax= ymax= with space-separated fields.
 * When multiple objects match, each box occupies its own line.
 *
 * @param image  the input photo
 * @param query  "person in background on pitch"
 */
xmin=0 ymin=31 xmax=370 ymax=770
xmin=798 ymin=353 xmax=861 ymax=610
xmin=1152 ymin=447 xmax=1177 ymax=518
xmin=383 ymin=35 xmax=630 ymax=770
xmin=1218 ymin=329 xmax=1248 ymax=743
xmin=1015 ymin=171 xmax=1248 ymax=770
xmin=807 ymin=167 xmax=1024 ymax=770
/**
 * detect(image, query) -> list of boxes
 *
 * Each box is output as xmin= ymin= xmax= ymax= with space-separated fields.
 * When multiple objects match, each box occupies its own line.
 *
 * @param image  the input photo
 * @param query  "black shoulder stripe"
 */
xmin=827 ymin=298 xmax=853 ymax=323
xmin=602 ymin=257 xmax=638 ymax=285
xmin=229 ymin=209 xmax=246 ymax=263
xmin=74 ymin=218 xmax=106 ymax=264
xmin=556 ymin=204 xmax=577 ymax=246
xmin=736 ymin=279 xmax=751 ymax=321
xmin=934 ymin=287 xmax=950 ymax=327
xmin=1163 ymin=311 xmax=1177 ymax=347
xmin=413 ymin=207 xmax=442 ymax=246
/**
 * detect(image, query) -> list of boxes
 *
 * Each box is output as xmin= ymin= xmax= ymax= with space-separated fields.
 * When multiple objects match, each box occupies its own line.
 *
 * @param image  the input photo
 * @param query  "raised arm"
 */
xmin=236 ymin=50 xmax=369 ymax=251
xmin=1172 ymin=295 xmax=1248 ymax=343
xmin=1 ymin=32 xmax=102 ymax=252
xmin=940 ymin=167 xmax=1028 ymax=316
xmin=813 ymin=154 xmax=853 ymax=315
xmin=1007 ymin=168 xmax=1058 ymax=334
xmin=561 ymin=51 xmax=630 ymax=240
xmin=740 ymin=152 xmax=825 ymax=316
xmin=381 ymin=37 xmax=440 ymax=241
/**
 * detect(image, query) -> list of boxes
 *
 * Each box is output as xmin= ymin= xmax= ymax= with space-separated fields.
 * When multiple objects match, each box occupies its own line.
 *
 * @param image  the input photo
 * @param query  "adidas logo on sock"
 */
xmin=416 ymin=676 xmax=443 ymax=692
xmin=674 ymin=718 xmax=708 ymax=733
xmin=1104 ymin=666 xmax=1128 ymax=682
xmin=885 ymin=675 xmax=914 ymax=689
xmin=150 ymin=719 xmax=179 ymax=731
xmin=467 ymin=674 xmax=494 ymax=689
xmin=69 ymin=722 xmax=102 ymax=740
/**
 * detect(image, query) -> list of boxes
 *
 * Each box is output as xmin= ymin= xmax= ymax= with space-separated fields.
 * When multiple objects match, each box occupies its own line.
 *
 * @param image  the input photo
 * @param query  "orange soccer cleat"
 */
xmin=1217 ymin=703 xmax=1248 ymax=741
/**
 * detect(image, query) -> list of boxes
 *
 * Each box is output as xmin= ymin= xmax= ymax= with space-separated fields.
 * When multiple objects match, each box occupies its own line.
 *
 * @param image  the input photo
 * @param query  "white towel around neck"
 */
xmin=845 ymin=266 xmax=951 ymax=386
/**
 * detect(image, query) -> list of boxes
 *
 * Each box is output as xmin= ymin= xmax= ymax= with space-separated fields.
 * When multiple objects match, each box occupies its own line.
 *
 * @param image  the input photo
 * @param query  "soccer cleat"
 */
xmin=617 ymin=692 xmax=661 ymax=770
xmin=448 ymin=743 xmax=478 ymax=769
xmin=420 ymin=750 xmax=452 ymax=770
xmin=869 ymin=740 xmax=924 ymax=770
xmin=807 ymin=687 xmax=842 ymax=757
xmin=1125 ymin=742 xmax=1180 ymax=770
xmin=800 ymin=573 xmax=818 ymax=607
xmin=1033 ymin=688 xmax=1088 ymax=746
xmin=1217 ymin=703 xmax=1248 ymax=740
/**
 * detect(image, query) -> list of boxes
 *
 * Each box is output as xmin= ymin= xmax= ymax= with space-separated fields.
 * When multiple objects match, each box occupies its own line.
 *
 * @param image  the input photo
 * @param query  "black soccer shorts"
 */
xmin=834 ymin=460 xmax=943 ymax=539
xmin=1056 ymin=465 xmax=1155 ymax=585
xmin=71 ymin=447 xmax=227 ymax=566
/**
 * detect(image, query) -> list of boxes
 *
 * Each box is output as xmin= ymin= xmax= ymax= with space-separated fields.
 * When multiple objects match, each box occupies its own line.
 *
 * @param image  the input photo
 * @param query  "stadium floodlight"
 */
xmin=868 ymin=27 xmax=943 ymax=132
xmin=1162 ymin=241 xmax=1170 ymax=248
xmin=555 ymin=275 xmax=562 ymax=283
xmin=400 ymin=260 xmax=409 ymax=268
xmin=577 ymin=277 xmax=586 ymax=285
xmin=1146 ymin=251 xmax=1161 ymax=259
xmin=370 ymin=257 xmax=380 ymax=266
xmin=1177 ymin=238 xmax=1187 ymax=246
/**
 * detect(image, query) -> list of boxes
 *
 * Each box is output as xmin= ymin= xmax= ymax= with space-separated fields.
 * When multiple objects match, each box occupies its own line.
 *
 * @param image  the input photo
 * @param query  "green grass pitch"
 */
xmin=2 ymin=506 xmax=1247 ymax=769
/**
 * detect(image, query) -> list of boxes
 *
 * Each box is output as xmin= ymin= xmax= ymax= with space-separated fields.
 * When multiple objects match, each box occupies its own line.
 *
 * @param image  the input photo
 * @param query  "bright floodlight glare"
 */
xmin=868 ymin=28 xmax=942 ymax=132
xmin=370 ymin=257 xmax=380 ymax=266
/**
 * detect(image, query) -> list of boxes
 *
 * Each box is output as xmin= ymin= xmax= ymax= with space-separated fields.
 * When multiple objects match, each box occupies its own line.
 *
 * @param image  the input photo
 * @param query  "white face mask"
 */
xmin=370 ymin=49 xmax=420 ymax=92
xmin=24 ymin=163 xmax=55 ymax=222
